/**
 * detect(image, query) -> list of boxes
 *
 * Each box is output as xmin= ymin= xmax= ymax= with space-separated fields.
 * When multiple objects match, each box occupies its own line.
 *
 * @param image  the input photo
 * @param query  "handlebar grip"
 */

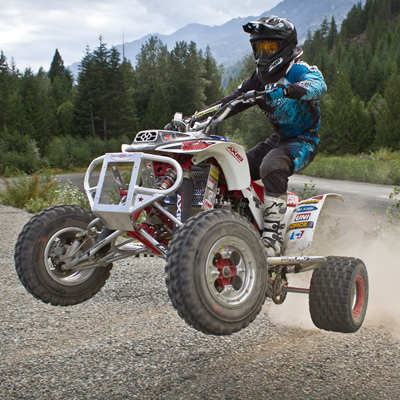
xmin=243 ymin=90 xmax=257 ymax=100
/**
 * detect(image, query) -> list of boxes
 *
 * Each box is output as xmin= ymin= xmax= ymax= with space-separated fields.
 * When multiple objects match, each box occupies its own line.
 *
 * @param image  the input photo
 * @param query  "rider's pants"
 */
xmin=246 ymin=132 xmax=319 ymax=196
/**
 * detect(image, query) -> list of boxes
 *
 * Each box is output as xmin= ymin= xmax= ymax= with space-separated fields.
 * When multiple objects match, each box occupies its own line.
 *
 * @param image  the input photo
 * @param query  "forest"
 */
xmin=1 ymin=0 xmax=400 ymax=174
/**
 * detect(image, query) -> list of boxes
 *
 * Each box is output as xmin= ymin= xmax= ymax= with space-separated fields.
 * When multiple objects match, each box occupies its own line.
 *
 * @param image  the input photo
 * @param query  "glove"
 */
xmin=264 ymin=83 xmax=290 ymax=101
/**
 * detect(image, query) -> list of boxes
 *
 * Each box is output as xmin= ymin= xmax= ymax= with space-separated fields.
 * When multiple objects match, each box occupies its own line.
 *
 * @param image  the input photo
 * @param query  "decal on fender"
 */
xmin=298 ymin=200 xmax=319 ymax=205
xmin=288 ymin=221 xmax=314 ymax=230
xmin=294 ymin=213 xmax=311 ymax=221
xmin=225 ymin=146 xmax=244 ymax=163
xmin=290 ymin=231 xmax=305 ymax=240
xmin=181 ymin=141 xmax=213 ymax=151
xmin=295 ymin=205 xmax=318 ymax=212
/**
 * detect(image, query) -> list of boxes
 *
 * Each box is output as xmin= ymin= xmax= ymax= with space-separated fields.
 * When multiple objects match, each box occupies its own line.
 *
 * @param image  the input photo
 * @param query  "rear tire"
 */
xmin=166 ymin=210 xmax=268 ymax=335
xmin=309 ymin=256 xmax=368 ymax=333
xmin=15 ymin=205 xmax=112 ymax=306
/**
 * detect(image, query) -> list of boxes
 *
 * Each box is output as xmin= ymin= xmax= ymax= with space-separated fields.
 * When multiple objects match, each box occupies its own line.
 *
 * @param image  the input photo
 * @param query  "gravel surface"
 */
xmin=1 ymin=205 xmax=400 ymax=399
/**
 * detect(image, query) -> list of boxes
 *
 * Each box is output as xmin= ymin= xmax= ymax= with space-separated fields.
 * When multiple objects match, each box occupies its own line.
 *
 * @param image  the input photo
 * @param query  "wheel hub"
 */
xmin=44 ymin=227 xmax=95 ymax=286
xmin=206 ymin=237 xmax=257 ymax=308
xmin=352 ymin=274 xmax=365 ymax=318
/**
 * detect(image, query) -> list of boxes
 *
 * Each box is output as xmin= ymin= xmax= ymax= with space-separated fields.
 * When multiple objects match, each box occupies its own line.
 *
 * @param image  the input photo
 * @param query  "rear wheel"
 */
xmin=166 ymin=210 xmax=268 ymax=335
xmin=15 ymin=205 xmax=112 ymax=306
xmin=309 ymin=256 xmax=368 ymax=333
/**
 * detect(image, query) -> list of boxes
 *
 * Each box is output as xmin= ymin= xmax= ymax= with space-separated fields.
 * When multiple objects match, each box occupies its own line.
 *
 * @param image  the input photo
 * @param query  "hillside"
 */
xmin=68 ymin=0 xmax=365 ymax=77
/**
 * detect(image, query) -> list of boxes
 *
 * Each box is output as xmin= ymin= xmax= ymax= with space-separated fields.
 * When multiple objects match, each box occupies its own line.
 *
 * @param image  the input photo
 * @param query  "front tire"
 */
xmin=14 ymin=205 xmax=112 ymax=306
xmin=309 ymin=256 xmax=368 ymax=333
xmin=166 ymin=210 xmax=268 ymax=335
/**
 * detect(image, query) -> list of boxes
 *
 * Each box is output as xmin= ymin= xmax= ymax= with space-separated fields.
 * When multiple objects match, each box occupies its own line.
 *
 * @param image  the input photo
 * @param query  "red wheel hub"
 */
xmin=352 ymin=275 xmax=365 ymax=318
xmin=215 ymin=257 xmax=236 ymax=289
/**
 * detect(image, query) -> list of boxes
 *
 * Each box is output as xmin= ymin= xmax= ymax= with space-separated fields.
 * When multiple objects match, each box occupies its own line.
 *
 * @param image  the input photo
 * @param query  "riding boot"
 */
xmin=263 ymin=194 xmax=287 ymax=257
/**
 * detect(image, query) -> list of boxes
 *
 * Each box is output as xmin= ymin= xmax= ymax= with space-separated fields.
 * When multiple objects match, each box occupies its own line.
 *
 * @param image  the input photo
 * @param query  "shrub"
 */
xmin=0 ymin=131 xmax=43 ymax=174
xmin=0 ymin=171 xmax=89 ymax=213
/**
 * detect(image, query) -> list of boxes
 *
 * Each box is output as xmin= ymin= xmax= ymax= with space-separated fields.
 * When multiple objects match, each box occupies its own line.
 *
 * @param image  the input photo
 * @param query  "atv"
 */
xmin=14 ymin=90 xmax=368 ymax=335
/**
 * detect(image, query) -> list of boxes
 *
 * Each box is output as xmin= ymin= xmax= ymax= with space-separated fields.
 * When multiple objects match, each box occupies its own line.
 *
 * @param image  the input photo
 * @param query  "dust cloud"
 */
xmin=267 ymin=203 xmax=400 ymax=337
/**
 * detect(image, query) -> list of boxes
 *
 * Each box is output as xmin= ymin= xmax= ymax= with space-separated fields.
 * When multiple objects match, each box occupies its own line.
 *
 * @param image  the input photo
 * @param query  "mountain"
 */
xmin=68 ymin=0 xmax=365 ymax=78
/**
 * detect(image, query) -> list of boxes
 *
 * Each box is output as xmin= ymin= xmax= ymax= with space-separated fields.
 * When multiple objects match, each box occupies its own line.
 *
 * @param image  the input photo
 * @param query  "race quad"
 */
xmin=15 ymin=90 xmax=368 ymax=335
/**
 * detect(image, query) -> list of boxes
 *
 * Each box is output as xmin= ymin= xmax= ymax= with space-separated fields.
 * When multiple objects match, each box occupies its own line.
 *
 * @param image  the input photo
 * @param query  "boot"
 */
xmin=263 ymin=194 xmax=287 ymax=257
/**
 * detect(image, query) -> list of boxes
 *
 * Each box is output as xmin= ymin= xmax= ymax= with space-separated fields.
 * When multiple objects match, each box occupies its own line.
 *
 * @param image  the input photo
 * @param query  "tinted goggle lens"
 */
xmin=254 ymin=41 xmax=279 ymax=57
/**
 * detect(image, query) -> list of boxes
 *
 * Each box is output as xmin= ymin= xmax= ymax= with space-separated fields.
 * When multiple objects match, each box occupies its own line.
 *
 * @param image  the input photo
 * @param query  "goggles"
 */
xmin=253 ymin=41 xmax=279 ymax=58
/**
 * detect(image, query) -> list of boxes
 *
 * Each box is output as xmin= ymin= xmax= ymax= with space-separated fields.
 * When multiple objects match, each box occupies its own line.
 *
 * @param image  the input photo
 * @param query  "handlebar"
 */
xmin=191 ymin=90 xmax=267 ymax=136
xmin=166 ymin=89 xmax=268 ymax=137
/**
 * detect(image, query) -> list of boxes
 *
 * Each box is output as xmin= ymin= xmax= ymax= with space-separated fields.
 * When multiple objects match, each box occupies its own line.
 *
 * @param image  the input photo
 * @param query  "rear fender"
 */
xmin=283 ymin=194 xmax=344 ymax=256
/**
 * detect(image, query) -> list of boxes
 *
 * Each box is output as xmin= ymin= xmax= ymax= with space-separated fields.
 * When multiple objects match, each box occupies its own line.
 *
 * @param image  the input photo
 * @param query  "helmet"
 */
xmin=243 ymin=16 xmax=300 ymax=82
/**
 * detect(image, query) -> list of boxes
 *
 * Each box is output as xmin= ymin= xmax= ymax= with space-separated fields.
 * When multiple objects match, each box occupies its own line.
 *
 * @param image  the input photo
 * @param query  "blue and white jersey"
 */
xmin=220 ymin=60 xmax=327 ymax=142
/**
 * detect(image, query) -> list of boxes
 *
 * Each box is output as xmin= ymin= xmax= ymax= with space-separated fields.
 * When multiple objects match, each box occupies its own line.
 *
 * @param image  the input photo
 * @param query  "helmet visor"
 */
xmin=253 ymin=41 xmax=279 ymax=59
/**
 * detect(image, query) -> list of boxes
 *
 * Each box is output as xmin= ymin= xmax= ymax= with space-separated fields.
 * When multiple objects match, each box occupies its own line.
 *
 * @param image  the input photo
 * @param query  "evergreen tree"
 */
xmin=0 ymin=52 xmax=20 ymax=132
xmin=134 ymin=36 xmax=169 ymax=126
xmin=327 ymin=17 xmax=338 ymax=50
xmin=167 ymin=41 xmax=207 ymax=116
xmin=320 ymin=17 xmax=330 ymax=38
xmin=203 ymin=46 xmax=223 ymax=106
xmin=319 ymin=73 xmax=373 ymax=154
xmin=75 ymin=46 xmax=97 ymax=137
xmin=74 ymin=39 xmax=137 ymax=141
xmin=142 ymin=85 xmax=171 ymax=129
xmin=375 ymin=69 xmax=400 ymax=148
xmin=48 ymin=49 xmax=65 ymax=83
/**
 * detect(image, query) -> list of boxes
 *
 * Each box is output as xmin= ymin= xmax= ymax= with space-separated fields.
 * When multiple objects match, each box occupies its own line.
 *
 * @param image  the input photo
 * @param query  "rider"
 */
xmin=207 ymin=16 xmax=327 ymax=257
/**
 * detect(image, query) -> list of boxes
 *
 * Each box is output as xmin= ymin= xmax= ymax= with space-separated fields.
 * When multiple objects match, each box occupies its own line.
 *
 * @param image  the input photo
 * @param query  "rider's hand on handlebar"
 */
xmin=264 ymin=83 xmax=290 ymax=102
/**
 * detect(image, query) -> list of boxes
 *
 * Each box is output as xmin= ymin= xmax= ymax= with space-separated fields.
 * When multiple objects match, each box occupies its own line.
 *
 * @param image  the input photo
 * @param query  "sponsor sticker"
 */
xmin=181 ymin=141 xmax=212 ymax=151
xmin=294 ymin=213 xmax=311 ymax=222
xmin=288 ymin=221 xmax=314 ymax=231
xmin=203 ymin=199 xmax=214 ymax=211
xmin=294 ymin=205 xmax=318 ymax=212
xmin=290 ymin=231 xmax=305 ymax=240
xmin=208 ymin=190 xmax=216 ymax=203
xmin=298 ymin=200 xmax=319 ymax=205
xmin=110 ymin=153 xmax=136 ymax=161
xmin=226 ymin=146 xmax=244 ymax=163
xmin=207 ymin=178 xmax=216 ymax=191
xmin=210 ymin=169 xmax=219 ymax=181
xmin=195 ymin=105 xmax=220 ymax=118
xmin=287 ymin=193 xmax=300 ymax=206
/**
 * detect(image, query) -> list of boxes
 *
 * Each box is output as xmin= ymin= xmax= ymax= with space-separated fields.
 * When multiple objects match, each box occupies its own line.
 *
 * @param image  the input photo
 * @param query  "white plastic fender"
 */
xmin=282 ymin=193 xmax=344 ymax=256
xmin=153 ymin=140 xmax=251 ymax=191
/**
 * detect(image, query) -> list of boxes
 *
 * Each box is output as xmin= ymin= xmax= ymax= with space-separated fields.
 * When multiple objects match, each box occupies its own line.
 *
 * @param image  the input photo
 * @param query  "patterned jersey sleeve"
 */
xmin=285 ymin=62 xmax=327 ymax=101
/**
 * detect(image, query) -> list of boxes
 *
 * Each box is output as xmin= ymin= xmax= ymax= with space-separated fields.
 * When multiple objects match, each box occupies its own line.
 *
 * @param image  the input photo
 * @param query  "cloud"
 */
xmin=0 ymin=0 xmax=281 ymax=72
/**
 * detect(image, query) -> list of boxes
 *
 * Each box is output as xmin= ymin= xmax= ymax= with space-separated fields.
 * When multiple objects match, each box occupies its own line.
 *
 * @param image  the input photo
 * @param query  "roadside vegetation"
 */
xmin=299 ymin=149 xmax=400 ymax=185
xmin=0 ymin=172 xmax=89 ymax=213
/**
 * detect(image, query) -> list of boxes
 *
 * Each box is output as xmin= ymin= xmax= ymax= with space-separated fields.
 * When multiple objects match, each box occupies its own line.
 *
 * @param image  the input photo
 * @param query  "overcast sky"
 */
xmin=0 ymin=0 xmax=281 ymax=73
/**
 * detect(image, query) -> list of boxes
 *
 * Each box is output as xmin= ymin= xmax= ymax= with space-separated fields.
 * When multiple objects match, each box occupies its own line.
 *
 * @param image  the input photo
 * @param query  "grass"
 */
xmin=299 ymin=149 xmax=400 ymax=186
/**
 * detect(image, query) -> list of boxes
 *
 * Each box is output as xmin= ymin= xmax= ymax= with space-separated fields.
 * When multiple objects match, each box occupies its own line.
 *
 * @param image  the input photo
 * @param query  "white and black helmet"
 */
xmin=243 ymin=16 xmax=301 ymax=81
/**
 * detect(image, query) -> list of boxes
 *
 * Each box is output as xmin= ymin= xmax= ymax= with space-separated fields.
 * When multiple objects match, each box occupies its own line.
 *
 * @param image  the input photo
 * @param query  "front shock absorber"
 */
xmin=154 ymin=168 xmax=177 ymax=190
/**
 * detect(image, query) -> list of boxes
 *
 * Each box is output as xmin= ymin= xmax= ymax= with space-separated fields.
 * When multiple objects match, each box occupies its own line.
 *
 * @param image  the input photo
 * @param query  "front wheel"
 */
xmin=309 ymin=256 xmax=368 ymax=333
xmin=14 ymin=205 xmax=112 ymax=306
xmin=166 ymin=210 xmax=268 ymax=335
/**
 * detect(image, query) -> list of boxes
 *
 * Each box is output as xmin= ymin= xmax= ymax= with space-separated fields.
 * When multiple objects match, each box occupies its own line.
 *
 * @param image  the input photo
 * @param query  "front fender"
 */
xmin=191 ymin=142 xmax=251 ymax=191
xmin=283 ymin=194 xmax=344 ymax=256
